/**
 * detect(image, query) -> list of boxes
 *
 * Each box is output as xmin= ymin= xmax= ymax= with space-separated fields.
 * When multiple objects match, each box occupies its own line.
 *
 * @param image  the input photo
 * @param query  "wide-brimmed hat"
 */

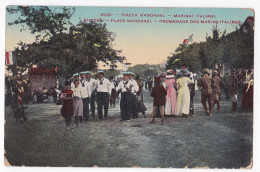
xmin=166 ymin=69 xmax=175 ymax=79
xmin=203 ymin=68 xmax=209 ymax=75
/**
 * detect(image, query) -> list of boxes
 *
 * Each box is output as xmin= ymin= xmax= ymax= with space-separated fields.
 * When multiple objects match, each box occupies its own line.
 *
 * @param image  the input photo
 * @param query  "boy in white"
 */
xmin=116 ymin=72 xmax=132 ymax=121
xmin=86 ymin=71 xmax=97 ymax=119
xmin=71 ymin=73 xmax=82 ymax=88
xmin=96 ymin=71 xmax=111 ymax=119
xmin=79 ymin=71 xmax=92 ymax=121
xmin=128 ymin=72 xmax=139 ymax=119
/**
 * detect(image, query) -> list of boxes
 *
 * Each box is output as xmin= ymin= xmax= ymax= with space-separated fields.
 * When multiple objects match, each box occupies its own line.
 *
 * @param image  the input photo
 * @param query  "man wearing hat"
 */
xmin=85 ymin=71 xmax=97 ymax=119
xmin=198 ymin=68 xmax=213 ymax=116
xmin=79 ymin=71 xmax=92 ymax=121
xmin=116 ymin=72 xmax=132 ymax=121
xmin=128 ymin=72 xmax=139 ymax=119
xmin=96 ymin=71 xmax=111 ymax=119
xmin=71 ymin=73 xmax=82 ymax=88
xmin=212 ymin=70 xmax=224 ymax=111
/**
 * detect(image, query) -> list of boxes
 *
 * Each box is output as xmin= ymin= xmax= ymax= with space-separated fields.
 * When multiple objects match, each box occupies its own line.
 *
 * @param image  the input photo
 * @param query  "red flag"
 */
xmin=6 ymin=51 xmax=14 ymax=65
xmin=55 ymin=66 xmax=58 ymax=72
xmin=183 ymin=39 xmax=189 ymax=44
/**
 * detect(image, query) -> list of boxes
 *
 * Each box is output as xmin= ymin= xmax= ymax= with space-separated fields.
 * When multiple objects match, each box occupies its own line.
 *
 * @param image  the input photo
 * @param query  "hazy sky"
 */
xmin=5 ymin=6 xmax=254 ymax=68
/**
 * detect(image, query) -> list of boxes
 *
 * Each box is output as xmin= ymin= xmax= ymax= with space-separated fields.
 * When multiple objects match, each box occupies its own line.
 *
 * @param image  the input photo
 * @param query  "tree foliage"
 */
xmin=128 ymin=64 xmax=164 ymax=79
xmin=7 ymin=6 xmax=125 ymax=76
xmin=166 ymin=21 xmax=254 ymax=73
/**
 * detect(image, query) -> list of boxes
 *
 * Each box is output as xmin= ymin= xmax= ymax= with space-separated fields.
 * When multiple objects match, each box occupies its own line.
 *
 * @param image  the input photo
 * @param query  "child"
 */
xmin=72 ymin=80 xmax=84 ymax=126
xmin=60 ymin=81 xmax=73 ymax=129
xmin=150 ymin=77 xmax=167 ymax=125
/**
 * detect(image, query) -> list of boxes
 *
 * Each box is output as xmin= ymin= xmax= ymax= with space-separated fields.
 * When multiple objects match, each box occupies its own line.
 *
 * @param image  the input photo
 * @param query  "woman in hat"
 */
xmin=175 ymin=69 xmax=194 ymax=117
xmin=165 ymin=69 xmax=177 ymax=116
xmin=60 ymin=81 xmax=74 ymax=129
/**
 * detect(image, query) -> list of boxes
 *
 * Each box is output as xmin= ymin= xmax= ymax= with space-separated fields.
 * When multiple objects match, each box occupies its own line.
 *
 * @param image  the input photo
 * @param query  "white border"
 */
xmin=1 ymin=1 xmax=259 ymax=172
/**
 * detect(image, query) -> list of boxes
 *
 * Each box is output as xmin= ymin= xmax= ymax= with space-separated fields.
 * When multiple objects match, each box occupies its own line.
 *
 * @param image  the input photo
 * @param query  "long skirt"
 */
xmin=175 ymin=88 xmax=190 ymax=116
xmin=165 ymin=90 xmax=177 ymax=115
xmin=61 ymin=98 xmax=73 ymax=118
xmin=73 ymin=98 xmax=83 ymax=117
xmin=241 ymin=84 xmax=253 ymax=109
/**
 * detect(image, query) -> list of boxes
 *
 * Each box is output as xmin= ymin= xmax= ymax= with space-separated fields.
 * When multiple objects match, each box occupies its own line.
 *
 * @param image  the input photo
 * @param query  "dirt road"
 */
xmin=4 ymin=90 xmax=253 ymax=168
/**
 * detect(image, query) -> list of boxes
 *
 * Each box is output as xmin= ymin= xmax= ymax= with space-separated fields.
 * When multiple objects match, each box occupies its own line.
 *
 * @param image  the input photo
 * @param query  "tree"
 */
xmin=166 ymin=19 xmax=254 ymax=73
xmin=7 ymin=6 xmax=125 ymax=77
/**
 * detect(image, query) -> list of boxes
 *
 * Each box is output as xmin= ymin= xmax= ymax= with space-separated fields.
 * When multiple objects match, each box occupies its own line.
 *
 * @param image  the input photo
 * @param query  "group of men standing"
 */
xmin=70 ymin=70 xmax=140 ymax=122
xmin=198 ymin=68 xmax=238 ymax=116
xmin=116 ymin=71 xmax=139 ymax=121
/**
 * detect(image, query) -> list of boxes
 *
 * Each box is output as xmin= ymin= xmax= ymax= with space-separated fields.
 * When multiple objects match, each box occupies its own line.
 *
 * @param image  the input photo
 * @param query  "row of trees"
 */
xmin=127 ymin=64 xmax=164 ymax=79
xmin=166 ymin=19 xmax=254 ymax=73
xmin=7 ymin=6 xmax=125 ymax=77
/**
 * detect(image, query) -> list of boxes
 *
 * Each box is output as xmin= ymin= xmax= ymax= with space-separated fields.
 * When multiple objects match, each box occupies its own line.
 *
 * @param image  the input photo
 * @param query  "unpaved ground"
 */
xmin=4 ymin=90 xmax=253 ymax=168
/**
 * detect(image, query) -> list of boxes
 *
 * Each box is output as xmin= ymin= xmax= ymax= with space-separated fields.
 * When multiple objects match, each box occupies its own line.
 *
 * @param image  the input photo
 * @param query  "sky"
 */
xmin=5 ymin=6 xmax=254 ymax=68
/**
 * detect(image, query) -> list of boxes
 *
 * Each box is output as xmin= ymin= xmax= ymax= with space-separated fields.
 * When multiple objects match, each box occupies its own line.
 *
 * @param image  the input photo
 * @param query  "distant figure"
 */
xmin=150 ymin=77 xmax=167 ymax=125
xmin=229 ymin=69 xmax=238 ymax=112
xmin=136 ymin=75 xmax=147 ymax=118
xmin=222 ymin=72 xmax=230 ymax=100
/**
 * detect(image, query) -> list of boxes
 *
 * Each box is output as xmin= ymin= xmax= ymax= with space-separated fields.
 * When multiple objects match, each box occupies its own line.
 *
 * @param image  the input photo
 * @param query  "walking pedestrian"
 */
xmin=96 ymin=71 xmax=111 ymax=119
xmin=198 ymin=68 xmax=213 ymax=116
xmin=72 ymin=80 xmax=84 ymax=127
xmin=117 ymin=72 xmax=132 ymax=121
xmin=212 ymin=70 xmax=224 ymax=111
xmin=150 ymin=77 xmax=167 ymax=125
xmin=60 ymin=81 xmax=73 ymax=129
xmin=175 ymin=70 xmax=194 ymax=117
xmin=164 ymin=69 xmax=177 ymax=117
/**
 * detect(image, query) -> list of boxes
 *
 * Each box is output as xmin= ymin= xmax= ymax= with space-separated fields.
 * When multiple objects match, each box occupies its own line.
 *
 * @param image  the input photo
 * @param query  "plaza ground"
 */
xmin=4 ymin=90 xmax=253 ymax=168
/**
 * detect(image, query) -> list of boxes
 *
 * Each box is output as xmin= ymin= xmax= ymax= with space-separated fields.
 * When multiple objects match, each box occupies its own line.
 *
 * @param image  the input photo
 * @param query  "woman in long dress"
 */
xmin=165 ymin=69 xmax=177 ymax=116
xmin=175 ymin=70 xmax=194 ymax=117
xmin=241 ymin=71 xmax=253 ymax=111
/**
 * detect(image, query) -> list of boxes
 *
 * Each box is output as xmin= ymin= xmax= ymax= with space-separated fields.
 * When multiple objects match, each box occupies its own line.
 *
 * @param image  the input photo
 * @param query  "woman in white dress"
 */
xmin=175 ymin=70 xmax=194 ymax=117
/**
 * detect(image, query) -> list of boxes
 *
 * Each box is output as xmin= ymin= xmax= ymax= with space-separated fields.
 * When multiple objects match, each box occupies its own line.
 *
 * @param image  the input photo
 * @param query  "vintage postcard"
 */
xmin=4 ymin=5 xmax=254 ymax=169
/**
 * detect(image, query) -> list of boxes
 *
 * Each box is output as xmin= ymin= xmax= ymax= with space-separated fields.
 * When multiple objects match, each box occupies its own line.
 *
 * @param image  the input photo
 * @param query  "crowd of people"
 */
xmin=58 ymin=67 xmax=254 ymax=129
xmin=5 ymin=66 xmax=253 ymax=128
xmin=60 ymin=70 xmax=147 ymax=129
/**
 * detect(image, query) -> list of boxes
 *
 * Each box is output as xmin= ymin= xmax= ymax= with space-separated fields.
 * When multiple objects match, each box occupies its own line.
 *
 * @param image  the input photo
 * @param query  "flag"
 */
xmin=6 ymin=51 xmax=14 ymax=65
xmin=183 ymin=39 xmax=189 ymax=44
